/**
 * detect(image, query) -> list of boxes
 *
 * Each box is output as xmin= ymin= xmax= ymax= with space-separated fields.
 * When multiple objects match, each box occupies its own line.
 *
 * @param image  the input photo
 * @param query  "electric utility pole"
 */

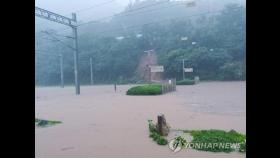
xmin=71 ymin=13 xmax=80 ymax=94
xmin=60 ymin=54 xmax=64 ymax=88
xmin=90 ymin=57 xmax=93 ymax=85
xmin=35 ymin=7 xmax=80 ymax=95
xmin=182 ymin=59 xmax=185 ymax=80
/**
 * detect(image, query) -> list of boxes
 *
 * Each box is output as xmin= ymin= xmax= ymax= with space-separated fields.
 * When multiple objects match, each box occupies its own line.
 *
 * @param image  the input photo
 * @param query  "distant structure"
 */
xmin=136 ymin=49 xmax=163 ymax=82
xmin=186 ymin=1 xmax=196 ymax=7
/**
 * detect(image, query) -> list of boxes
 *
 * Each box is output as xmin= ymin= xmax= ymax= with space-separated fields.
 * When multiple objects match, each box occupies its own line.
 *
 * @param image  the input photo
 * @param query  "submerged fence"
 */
xmin=151 ymin=78 xmax=176 ymax=94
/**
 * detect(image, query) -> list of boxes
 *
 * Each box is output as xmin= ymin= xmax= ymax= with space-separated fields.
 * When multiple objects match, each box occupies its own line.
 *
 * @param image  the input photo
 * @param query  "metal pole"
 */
xmin=72 ymin=13 xmax=80 ymax=95
xmin=90 ymin=57 xmax=93 ymax=85
xmin=149 ymin=66 xmax=152 ymax=84
xmin=35 ymin=7 xmax=80 ymax=95
xmin=182 ymin=59 xmax=185 ymax=80
xmin=174 ymin=78 xmax=176 ymax=91
xmin=60 ymin=54 xmax=64 ymax=88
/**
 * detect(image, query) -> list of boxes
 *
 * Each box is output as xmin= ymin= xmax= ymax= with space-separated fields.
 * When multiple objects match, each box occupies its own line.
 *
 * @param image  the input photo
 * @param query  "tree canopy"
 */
xmin=35 ymin=1 xmax=246 ymax=85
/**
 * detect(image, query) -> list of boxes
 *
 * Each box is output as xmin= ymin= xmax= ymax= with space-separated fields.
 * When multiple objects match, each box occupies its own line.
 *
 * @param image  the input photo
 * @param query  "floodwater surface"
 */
xmin=35 ymin=81 xmax=246 ymax=158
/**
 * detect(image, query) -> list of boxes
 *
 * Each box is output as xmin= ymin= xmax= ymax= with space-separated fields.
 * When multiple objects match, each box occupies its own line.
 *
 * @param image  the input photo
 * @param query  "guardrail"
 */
xmin=160 ymin=78 xmax=176 ymax=94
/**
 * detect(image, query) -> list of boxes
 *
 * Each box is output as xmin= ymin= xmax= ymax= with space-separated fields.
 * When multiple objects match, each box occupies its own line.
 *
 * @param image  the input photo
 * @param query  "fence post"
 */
xmin=173 ymin=78 xmax=176 ymax=91
xmin=171 ymin=78 xmax=173 ymax=91
xmin=164 ymin=82 xmax=166 ymax=94
xmin=174 ymin=78 xmax=176 ymax=91
xmin=166 ymin=81 xmax=168 ymax=93
xmin=172 ymin=79 xmax=174 ymax=91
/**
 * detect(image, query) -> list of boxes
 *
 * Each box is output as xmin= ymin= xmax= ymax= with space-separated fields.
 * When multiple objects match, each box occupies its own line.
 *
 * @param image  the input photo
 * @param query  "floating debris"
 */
xmin=35 ymin=118 xmax=62 ymax=127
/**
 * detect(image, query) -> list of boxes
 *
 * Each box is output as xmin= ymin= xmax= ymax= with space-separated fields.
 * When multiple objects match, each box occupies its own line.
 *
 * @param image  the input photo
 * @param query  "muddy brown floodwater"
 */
xmin=35 ymin=81 xmax=246 ymax=158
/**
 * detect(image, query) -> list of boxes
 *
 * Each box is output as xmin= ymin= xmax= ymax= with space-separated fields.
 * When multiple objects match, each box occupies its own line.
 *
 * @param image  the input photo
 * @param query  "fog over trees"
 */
xmin=35 ymin=0 xmax=245 ymax=85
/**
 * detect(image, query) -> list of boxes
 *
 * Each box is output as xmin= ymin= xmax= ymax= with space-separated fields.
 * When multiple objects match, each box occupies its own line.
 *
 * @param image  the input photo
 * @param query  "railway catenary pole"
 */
xmin=35 ymin=7 xmax=80 ymax=94
xmin=60 ymin=54 xmax=64 ymax=88
xmin=90 ymin=57 xmax=93 ymax=85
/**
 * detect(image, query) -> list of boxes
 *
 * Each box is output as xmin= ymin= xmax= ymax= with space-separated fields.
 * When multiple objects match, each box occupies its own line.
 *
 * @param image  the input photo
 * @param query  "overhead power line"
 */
xmin=36 ymin=0 xmax=174 ymax=34
xmin=41 ymin=31 xmax=76 ymax=50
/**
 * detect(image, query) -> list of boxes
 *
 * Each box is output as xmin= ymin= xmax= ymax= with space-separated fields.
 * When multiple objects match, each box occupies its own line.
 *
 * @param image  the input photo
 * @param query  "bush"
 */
xmin=176 ymin=79 xmax=195 ymax=85
xmin=148 ymin=120 xmax=168 ymax=145
xmin=218 ymin=62 xmax=245 ymax=80
xmin=157 ymin=136 xmax=168 ymax=145
xmin=148 ymin=120 xmax=157 ymax=132
xmin=126 ymin=84 xmax=162 ymax=95
xmin=188 ymin=129 xmax=246 ymax=153
xmin=239 ymin=142 xmax=246 ymax=152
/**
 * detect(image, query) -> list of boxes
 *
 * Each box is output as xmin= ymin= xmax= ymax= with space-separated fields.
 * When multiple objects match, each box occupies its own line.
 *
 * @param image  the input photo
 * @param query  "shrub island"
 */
xmin=126 ymin=84 xmax=162 ymax=95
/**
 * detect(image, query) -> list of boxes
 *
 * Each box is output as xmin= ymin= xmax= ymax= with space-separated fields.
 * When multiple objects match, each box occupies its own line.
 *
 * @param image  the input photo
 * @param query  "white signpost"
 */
xmin=184 ymin=68 xmax=193 ymax=72
xmin=150 ymin=65 xmax=164 ymax=72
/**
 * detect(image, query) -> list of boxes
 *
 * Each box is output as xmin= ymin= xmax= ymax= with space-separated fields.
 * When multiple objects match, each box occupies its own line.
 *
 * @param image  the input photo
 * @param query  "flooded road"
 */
xmin=175 ymin=81 xmax=246 ymax=116
xmin=35 ymin=81 xmax=246 ymax=158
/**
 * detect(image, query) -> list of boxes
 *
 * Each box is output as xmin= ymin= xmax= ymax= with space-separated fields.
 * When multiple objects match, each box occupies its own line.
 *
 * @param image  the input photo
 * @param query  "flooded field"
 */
xmin=176 ymin=81 xmax=246 ymax=116
xmin=35 ymin=81 xmax=246 ymax=158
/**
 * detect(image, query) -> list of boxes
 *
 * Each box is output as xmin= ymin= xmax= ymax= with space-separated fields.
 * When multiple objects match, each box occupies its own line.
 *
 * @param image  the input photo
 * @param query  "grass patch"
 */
xmin=184 ymin=129 xmax=246 ymax=153
xmin=126 ymin=84 xmax=162 ymax=95
xmin=35 ymin=118 xmax=62 ymax=127
xmin=176 ymin=79 xmax=195 ymax=85
xmin=148 ymin=120 xmax=168 ymax=145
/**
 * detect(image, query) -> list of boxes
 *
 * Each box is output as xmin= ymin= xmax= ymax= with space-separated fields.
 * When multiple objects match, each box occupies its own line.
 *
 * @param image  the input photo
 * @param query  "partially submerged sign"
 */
xmin=184 ymin=68 xmax=193 ymax=72
xmin=150 ymin=65 xmax=164 ymax=72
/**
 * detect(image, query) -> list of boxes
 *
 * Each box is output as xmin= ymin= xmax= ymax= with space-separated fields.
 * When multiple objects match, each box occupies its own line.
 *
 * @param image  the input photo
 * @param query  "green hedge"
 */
xmin=176 ymin=79 xmax=195 ymax=85
xmin=148 ymin=120 xmax=168 ymax=145
xmin=126 ymin=84 xmax=162 ymax=95
xmin=187 ymin=129 xmax=246 ymax=153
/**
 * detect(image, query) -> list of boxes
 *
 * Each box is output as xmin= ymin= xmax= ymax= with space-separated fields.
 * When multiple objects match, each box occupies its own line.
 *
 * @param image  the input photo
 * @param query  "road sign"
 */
xmin=181 ymin=37 xmax=188 ymax=41
xmin=184 ymin=68 xmax=193 ymax=72
xmin=150 ymin=65 xmax=164 ymax=72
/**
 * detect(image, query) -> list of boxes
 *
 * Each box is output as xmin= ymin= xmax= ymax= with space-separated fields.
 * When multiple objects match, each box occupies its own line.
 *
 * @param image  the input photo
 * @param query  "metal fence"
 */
xmin=160 ymin=78 xmax=176 ymax=94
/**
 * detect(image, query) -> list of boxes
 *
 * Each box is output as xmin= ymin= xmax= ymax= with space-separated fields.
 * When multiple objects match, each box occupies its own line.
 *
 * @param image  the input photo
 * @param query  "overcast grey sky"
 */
xmin=35 ymin=0 xmax=245 ymax=19
xmin=35 ymin=0 xmax=131 ymax=32
xmin=35 ymin=0 xmax=129 ymax=16
xmin=35 ymin=0 xmax=245 ymax=33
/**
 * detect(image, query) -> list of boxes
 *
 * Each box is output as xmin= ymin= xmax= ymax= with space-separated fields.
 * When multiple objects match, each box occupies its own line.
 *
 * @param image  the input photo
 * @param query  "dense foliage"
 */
xmin=176 ymin=79 xmax=195 ymax=85
xmin=188 ymin=129 xmax=246 ymax=152
xmin=148 ymin=120 xmax=168 ymax=145
xmin=126 ymin=84 xmax=162 ymax=95
xmin=35 ymin=1 xmax=245 ymax=86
